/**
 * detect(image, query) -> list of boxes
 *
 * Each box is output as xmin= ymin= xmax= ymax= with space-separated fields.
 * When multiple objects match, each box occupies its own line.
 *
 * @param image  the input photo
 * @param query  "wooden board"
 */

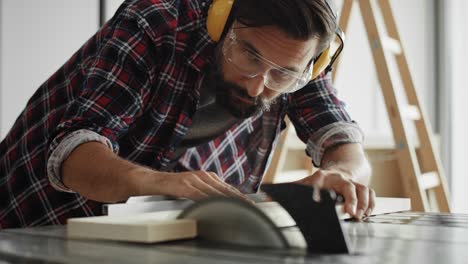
xmin=67 ymin=210 xmax=196 ymax=243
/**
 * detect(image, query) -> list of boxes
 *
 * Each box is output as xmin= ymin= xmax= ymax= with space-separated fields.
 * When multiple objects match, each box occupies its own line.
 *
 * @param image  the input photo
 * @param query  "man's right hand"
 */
xmin=63 ymin=142 xmax=248 ymax=203
xmin=153 ymin=170 xmax=248 ymax=201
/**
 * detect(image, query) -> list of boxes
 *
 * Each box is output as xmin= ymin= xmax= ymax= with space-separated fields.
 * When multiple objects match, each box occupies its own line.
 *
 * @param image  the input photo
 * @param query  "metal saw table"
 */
xmin=1 ymin=212 xmax=468 ymax=264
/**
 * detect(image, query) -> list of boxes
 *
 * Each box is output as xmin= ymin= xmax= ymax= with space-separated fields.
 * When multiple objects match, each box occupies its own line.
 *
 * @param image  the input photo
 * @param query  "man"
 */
xmin=0 ymin=0 xmax=375 ymax=229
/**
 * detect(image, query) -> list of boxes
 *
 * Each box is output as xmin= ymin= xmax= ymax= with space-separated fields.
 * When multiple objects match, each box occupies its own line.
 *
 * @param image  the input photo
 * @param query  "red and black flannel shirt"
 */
xmin=0 ymin=0 xmax=362 ymax=229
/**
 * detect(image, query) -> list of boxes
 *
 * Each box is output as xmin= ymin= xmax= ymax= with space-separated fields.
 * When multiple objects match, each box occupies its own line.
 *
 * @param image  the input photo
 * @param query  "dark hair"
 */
xmin=233 ymin=0 xmax=337 ymax=55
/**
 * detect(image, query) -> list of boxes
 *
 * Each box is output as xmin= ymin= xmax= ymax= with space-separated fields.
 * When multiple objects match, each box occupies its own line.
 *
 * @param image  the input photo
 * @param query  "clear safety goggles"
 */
xmin=222 ymin=29 xmax=314 ymax=93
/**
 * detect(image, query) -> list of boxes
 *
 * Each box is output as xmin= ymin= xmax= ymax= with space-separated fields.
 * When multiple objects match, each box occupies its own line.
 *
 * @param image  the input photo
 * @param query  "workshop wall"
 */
xmin=0 ymin=0 xmax=100 ymax=137
xmin=0 ymin=0 xmax=125 ymax=138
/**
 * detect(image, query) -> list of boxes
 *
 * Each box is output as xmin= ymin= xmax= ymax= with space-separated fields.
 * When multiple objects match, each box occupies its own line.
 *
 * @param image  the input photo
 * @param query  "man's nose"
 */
xmin=245 ymin=75 xmax=265 ymax=97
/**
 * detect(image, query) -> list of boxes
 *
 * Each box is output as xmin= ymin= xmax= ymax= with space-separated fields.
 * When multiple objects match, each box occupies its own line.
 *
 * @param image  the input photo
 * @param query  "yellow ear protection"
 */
xmin=207 ymin=0 xmax=235 ymax=42
xmin=311 ymin=0 xmax=345 ymax=80
xmin=206 ymin=0 xmax=345 ymax=81
xmin=311 ymin=26 xmax=345 ymax=79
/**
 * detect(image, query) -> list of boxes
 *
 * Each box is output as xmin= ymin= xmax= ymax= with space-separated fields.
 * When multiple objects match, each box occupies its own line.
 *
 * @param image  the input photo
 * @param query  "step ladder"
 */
xmin=264 ymin=0 xmax=451 ymax=213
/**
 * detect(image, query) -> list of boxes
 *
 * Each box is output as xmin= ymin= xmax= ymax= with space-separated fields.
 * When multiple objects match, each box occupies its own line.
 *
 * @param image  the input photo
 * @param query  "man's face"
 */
xmin=211 ymin=24 xmax=320 ymax=119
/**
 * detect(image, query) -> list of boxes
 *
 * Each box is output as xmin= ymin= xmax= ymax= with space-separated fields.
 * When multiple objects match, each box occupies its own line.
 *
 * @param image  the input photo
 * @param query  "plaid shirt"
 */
xmin=0 ymin=0 xmax=363 ymax=229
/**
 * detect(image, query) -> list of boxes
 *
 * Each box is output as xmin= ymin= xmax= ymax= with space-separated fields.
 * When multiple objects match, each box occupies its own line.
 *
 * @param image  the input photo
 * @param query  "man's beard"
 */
xmin=214 ymin=76 xmax=275 ymax=119
xmin=204 ymin=47 xmax=277 ymax=119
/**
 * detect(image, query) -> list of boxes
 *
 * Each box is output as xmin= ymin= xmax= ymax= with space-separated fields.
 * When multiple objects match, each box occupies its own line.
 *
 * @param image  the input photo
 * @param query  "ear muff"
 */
xmin=310 ymin=0 xmax=343 ymax=80
xmin=311 ymin=47 xmax=332 ymax=80
xmin=311 ymin=25 xmax=345 ymax=80
xmin=207 ymin=0 xmax=235 ymax=42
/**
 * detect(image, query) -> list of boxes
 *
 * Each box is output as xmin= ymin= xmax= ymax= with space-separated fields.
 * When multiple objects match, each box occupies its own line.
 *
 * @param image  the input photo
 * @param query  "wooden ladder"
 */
xmin=263 ymin=0 xmax=451 ymax=212
xmin=334 ymin=0 xmax=450 ymax=212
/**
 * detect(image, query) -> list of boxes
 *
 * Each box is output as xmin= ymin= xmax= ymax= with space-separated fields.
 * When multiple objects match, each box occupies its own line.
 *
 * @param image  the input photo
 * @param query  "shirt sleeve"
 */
xmin=47 ymin=129 xmax=114 ymax=192
xmin=47 ymin=13 xmax=155 ymax=190
xmin=286 ymin=72 xmax=364 ymax=167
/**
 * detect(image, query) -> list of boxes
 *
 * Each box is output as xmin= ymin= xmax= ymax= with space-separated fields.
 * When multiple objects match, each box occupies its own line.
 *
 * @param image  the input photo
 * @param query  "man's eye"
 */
xmin=271 ymin=70 xmax=293 ymax=81
xmin=246 ymin=50 xmax=260 ymax=63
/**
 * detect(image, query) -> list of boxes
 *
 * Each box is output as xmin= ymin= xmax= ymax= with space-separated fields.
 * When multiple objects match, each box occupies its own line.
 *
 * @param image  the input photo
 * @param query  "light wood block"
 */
xmin=67 ymin=211 xmax=196 ymax=243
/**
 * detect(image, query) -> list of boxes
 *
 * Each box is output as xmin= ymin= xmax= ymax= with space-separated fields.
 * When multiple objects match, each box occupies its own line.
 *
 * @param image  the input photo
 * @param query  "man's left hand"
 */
xmin=296 ymin=169 xmax=376 ymax=219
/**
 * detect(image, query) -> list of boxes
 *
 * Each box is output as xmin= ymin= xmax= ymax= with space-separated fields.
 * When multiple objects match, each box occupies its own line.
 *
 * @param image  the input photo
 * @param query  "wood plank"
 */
xmin=68 ymin=211 xmax=196 ymax=243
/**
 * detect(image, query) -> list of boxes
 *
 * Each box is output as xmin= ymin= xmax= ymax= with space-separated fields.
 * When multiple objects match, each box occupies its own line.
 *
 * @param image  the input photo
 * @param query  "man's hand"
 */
xmin=154 ymin=171 xmax=249 ymax=201
xmin=293 ymin=143 xmax=375 ymax=219
xmin=296 ymin=169 xmax=376 ymax=219
xmin=63 ymin=142 xmax=249 ymax=203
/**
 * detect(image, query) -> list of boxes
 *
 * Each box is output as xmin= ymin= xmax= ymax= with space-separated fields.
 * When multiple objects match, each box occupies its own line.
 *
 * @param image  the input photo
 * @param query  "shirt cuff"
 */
xmin=306 ymin=122 xmax=364 ymax=167
xmin=47 ymin=129 xmax=114 ymax=193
